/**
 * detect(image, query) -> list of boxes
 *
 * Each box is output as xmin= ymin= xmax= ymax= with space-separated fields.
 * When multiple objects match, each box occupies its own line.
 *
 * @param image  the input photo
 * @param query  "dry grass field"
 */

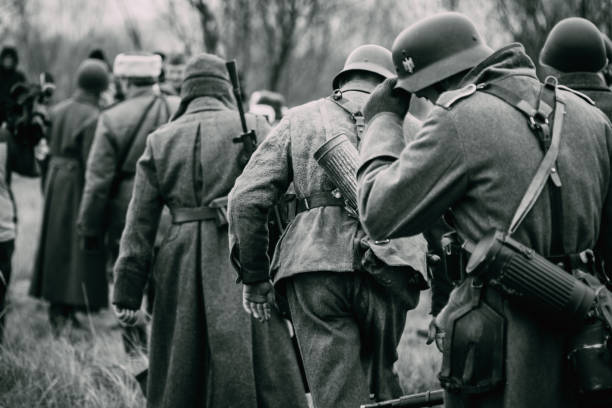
xmin=0 ymin=175 xmax=441 ymax=407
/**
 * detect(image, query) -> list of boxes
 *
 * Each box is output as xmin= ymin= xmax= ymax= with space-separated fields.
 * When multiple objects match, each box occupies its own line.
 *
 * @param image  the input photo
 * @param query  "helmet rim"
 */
xmin=332 ymin=61 xmax=395 ymax=89
xmin=395 ymin=43 xmax=492 ymax=93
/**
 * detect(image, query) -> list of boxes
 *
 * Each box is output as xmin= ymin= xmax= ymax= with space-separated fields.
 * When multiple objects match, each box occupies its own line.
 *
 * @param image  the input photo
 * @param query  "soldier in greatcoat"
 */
xmin=77 ymin=53 xmax=179 ymax=353
xmin=540 ymin=17 xmax=612 ymax=121
xmin=112 ymin=53 xmax=308 ymax=408
xmin=357 ymin=12 xmax=612 ymax=408
xmin=228 ymin=45 xmax=428 ymax=408
xmin=29 ymin=59 xmax=109 ymax=332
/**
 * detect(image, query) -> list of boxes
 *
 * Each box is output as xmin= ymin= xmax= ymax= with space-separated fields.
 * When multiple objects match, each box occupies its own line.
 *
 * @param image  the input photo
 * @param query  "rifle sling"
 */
xmin=116 ymin=95 xmax=165 ymax=176
xmin=328 ymin=92 xmax=365 ymax=140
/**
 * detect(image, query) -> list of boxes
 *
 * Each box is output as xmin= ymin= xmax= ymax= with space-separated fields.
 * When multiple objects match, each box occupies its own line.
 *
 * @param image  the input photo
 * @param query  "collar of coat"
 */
xmin=183 ymin=96 xmax=236 ymax=115
xmin=73 ymin=89 xmax=100 ymax=107
xmin=126 ymin=84 xmax=157 ymax=100
xmin=558 ymin=72 xmax=609 ymax=92
xmin=459 ymin=43 xmax=538 ymax=87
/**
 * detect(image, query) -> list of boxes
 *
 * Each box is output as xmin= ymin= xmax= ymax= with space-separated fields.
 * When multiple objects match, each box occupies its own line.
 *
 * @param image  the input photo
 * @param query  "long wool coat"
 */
xmin=358 ymin=44 xmax=612 ymax=408
xmin=77 ymin=87 xmax=179 ymax=267
xmin=112 ymin=96 xmax=308 ymax=408
xmin=30 ymin=91 xmax=108 ymax=310
xmin=559 ymin=72 xmax=612 ymax=121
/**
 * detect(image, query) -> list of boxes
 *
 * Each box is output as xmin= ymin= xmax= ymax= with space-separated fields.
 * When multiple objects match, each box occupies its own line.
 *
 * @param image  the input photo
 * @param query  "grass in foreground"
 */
xmin=0 ymin=176 xmax=441 ymax=407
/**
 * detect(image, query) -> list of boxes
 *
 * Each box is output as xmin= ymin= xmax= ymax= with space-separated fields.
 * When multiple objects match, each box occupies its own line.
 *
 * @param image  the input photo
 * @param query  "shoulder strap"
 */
xmin=116 ymin=95 xmax=161 ymax=174
xmin=328 ymin=91 xmax=365 ymax=140
xmin=478 ymin=77 xmax=565 ymax=235
xmin=438 ymin=83 xmax=478 ymax=109
xmin=557 ymin=85 xmax=596 ymax=106
xmin=509 ymin=96 xmax=564 ymax=234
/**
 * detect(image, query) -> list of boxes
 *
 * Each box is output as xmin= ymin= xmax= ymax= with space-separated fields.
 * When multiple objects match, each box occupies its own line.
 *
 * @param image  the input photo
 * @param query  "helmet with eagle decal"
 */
xmin=392 ymin=12 xmax=493 ymax=93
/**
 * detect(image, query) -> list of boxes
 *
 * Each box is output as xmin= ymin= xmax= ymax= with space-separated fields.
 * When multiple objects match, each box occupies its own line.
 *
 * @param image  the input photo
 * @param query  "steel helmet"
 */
xmin=332 ymin=44 xmax=395 ymax=90
xmin=392 ymin=12 xmax=493 ymax=93
xmin=540 ymin=18 xmax=606 ymax=73
xmin=77 ymin=59 xmax=110 ymax=95
xmin=603 ymin=34 xmax=612 ymax=63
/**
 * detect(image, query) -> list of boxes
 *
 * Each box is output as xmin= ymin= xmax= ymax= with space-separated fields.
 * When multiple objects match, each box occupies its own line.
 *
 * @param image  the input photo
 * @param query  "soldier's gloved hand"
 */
xmin=242 ymin=281 xmax=275 ymax=322
xmin=426 ymin=317 xmax=445 ymax=352
xmin=113 ymin=305 xmax=140 ymax=327
xmin=363 ymin=78 xmax=412 ymax=123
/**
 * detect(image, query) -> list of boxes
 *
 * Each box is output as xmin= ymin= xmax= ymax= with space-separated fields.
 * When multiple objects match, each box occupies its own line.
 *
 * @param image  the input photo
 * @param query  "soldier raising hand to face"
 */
xmin=358 ymin=12 xmax=612 ymax=408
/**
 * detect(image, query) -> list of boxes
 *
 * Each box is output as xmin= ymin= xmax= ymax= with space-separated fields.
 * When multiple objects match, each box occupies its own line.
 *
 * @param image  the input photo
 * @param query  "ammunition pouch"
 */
xmin=439 ymin=280 xmax=506 ymax=394
xmin=358 ymin=236 xmax=429 ymax=309
xmin=568 ymin=319 xmax=612 ymax=405
xmin=566 ymin=273 xmax=612 ymax=405
xmin=441 ymin=231 xmax=468 ymax=286
xmin=466 ymin=231 xmax=596 ymax=327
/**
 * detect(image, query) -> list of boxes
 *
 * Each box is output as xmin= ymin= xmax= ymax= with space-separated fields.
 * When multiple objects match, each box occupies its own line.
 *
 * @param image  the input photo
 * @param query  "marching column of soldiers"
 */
xmin=1 ymin=9 xmax=612 ymax=408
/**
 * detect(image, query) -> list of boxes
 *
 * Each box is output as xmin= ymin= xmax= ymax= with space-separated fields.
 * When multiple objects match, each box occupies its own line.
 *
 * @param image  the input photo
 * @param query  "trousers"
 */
xmin=285 ymin=271 xmax=412 ymax=408
xmin=0 ymin=239 xmax=14 ymax=343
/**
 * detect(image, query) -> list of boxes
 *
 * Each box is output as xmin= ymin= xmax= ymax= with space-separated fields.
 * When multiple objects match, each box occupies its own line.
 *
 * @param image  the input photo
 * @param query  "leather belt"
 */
xmin=50 ymin=155 xmax=80 ymax=165
xmin=171 ymin=207 xmax=218 ymax=224
xmin=296 ymin=191 xmax=344 ymax=213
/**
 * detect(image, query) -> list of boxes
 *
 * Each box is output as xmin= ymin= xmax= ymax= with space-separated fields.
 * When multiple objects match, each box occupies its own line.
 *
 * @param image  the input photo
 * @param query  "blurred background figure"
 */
xmin=540 ymin=17 xmax=612 ymax=120
xmin=163 ymin=53 xmax=186 ymax=95
xmin=29 ymin=58 xmax=109 ymax=335
xmin=77 ymin=52 xmax=179 ymax=355
xmin=249 ymin=90 xmax=286 ymax=124
xmin=88 ymin=48 xmax=116 ymax=107
xmin=0 ymin=71 xmax=47 ymax=344
xmin=0 ymin=46 xmax=27 ymax=126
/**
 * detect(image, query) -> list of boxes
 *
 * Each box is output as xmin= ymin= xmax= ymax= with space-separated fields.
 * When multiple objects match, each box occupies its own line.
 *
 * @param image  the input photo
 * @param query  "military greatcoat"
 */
xmin=77 ymin=86 xmax=179 ymax=268
xmin=30 ymin=90 xmax=107 ymax=310
xmin=358 ymin=44 xmax=612 ymax=408
xmin=112 ymin=95 xmax=307 ymax=408
xmin=558 ymin=72 xmax=612 ymax=121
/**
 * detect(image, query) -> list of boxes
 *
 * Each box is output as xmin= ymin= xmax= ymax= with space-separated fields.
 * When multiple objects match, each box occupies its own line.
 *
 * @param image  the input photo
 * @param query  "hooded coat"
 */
xmin=29 ymin=90 xmax=107 ymax=310
xmin=358 ymin=44 xmax=612 ymax=408
xmin=112 ymin=70 xmax=308 ymax=407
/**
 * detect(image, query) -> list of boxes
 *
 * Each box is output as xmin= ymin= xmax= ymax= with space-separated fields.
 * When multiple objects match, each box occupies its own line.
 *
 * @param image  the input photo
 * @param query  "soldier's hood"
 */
xmin=459 ymin=43 xmax=538 ymax=87
xmin=172 ymin=87 xmax=236 ymax=121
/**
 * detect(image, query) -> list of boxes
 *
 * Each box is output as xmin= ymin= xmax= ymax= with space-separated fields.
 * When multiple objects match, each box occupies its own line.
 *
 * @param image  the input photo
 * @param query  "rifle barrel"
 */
xmin=225 ymin=60 xmax=249 ymax=133
xmin=360 ymin=389 xmax=444 ymax=408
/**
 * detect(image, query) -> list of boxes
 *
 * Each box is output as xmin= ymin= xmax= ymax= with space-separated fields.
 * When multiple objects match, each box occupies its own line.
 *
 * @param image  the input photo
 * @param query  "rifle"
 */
xmin=360 ymin=389 xmax=444 ymax=408
xmin=225 ymin=60 xmax=257 ymax=169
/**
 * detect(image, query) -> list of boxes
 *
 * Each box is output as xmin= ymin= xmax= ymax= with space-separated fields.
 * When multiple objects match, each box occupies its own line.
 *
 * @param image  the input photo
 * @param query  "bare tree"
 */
xmin=255 ymin=0 xmax=335 ymax=91
xmin=162 ymin=0 xmax=194 ymax=55
xmin=115 ymin=0 xmax=143 ymax=50
xmin=188 ymin=0 xmax=220 ymax=53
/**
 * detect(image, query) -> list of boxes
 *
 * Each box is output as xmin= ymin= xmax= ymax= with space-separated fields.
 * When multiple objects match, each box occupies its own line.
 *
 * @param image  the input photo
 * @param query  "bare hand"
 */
xmin=113 ymin=305 xmax=139 ymax=327
xmin=242 ymin=281 xmax=275 ymax=322
xmin=426 ymin=317 xmax=445 ymax=352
